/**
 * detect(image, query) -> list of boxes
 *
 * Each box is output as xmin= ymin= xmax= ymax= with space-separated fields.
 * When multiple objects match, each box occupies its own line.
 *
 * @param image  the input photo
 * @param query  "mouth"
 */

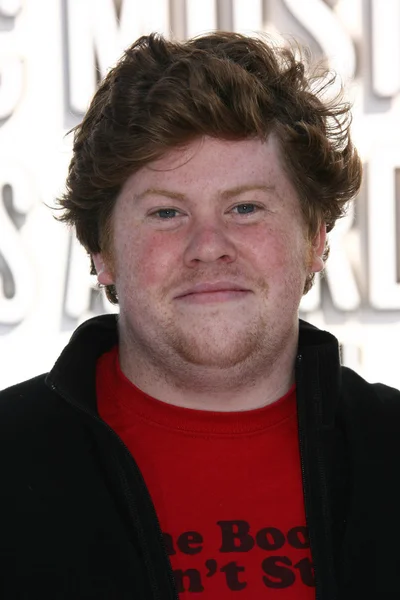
xmin=175 ymin=282 xmax=252 ymax=304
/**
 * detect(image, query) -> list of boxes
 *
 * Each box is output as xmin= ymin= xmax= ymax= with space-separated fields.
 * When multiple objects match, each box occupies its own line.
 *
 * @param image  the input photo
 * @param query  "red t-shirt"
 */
xmin=97 ymin=346 xmax=315 ymax=598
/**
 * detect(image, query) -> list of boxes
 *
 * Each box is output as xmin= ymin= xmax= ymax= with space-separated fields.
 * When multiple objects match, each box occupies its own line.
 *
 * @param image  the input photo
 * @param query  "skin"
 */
xmin=93 ymin=136 xmax=326 ymax=411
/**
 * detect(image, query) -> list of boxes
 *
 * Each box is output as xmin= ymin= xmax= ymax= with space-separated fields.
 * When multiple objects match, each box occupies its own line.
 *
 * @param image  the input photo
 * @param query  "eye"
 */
xmin=151 ymin=208 xmax=179 ymax=219
xmin=232 ymin=203 xmax=260 ymax=215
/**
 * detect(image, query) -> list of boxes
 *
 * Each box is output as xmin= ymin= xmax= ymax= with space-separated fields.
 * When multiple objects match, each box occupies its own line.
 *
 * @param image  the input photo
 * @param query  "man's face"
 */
xmin=94 ymin=137 xmax=325 ymax=371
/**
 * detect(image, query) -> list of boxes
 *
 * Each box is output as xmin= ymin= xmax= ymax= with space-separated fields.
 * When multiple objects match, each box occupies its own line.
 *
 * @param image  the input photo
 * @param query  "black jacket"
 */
xmin=1 ymin=315 xmax=400 ymax=599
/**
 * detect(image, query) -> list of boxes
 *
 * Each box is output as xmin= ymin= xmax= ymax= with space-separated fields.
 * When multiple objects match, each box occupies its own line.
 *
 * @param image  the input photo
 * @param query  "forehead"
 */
xmin=118 ymin=136 xmax=298 ymax=205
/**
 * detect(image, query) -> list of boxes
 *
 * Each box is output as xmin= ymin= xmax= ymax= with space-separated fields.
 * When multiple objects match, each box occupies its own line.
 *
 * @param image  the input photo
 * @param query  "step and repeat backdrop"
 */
xmin=1 ymin=0 xmax=400 ymax=389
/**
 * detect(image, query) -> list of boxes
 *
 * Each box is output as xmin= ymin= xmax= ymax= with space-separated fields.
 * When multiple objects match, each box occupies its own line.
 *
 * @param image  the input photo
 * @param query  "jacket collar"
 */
xmin=46 ymin=314 xmax=341 ymax=424
xmin=298 ymin=319 xmax=341 ymax=428
xmin=46 ymin=314 xmax=119 ymax=413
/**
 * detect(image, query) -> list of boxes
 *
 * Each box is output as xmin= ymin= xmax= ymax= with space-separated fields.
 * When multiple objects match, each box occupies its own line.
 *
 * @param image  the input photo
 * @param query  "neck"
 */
xmin=117 ymin=325 xmax=299 ymax=412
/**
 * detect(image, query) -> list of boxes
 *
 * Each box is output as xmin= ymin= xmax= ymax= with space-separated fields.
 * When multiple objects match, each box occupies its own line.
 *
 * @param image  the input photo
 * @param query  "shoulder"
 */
xmin=0 ymin=374 xmax=49 ymax=412
xmin=0 ymin=374 xmax=76 ymax=434
xmin=0 ymin=373 xmax=52 ymax=407
xmin=1 ymin=373 xmax=48 ymax=397
xmin=341 ymin=365 xmax=400 ymax=406
xmin=339 ymin=366 xmax=400 ymax=437
xmin=0 ymin=373 xmax=92 ymax=493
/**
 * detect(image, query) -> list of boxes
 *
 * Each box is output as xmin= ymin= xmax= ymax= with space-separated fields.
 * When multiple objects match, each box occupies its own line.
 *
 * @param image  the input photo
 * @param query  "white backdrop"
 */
xmin=1 ymin=0 xmax=400 ymax=389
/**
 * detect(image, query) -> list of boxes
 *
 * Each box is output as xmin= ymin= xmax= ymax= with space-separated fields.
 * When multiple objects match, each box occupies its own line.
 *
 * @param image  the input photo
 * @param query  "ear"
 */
xmin=92 ymin=253 xmax=115 ymax=286
xmin=309 ymin=222 xmax=327 ymax=273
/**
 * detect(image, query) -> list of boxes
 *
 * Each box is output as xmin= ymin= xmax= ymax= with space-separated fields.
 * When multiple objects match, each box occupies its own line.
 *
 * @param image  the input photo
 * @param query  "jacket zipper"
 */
xmin=49 ymin=381 xmax=179 ymax=600
xmin=296 ymin=354 xmax=321 ymax=600
xmin=296 ymin=354 xmax=337 ymax=600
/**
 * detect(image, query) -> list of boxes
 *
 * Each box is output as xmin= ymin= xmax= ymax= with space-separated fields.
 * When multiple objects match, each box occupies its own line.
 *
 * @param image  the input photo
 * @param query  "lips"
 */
xmin=175 ymin=282 xmax=250 ymax=298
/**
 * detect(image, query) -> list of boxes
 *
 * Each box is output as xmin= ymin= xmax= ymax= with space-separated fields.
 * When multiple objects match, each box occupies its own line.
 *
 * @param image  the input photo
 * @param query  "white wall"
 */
xmin=1 ymin=0 xmax=400 ymax=389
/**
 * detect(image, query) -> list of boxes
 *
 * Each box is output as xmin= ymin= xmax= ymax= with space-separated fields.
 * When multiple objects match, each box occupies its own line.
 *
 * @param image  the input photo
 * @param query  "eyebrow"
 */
xmin=134 ymin=184 xmax=276 ymax=203
xmin=220 ymin=184 xmax=276 ymax=199
xmin=134 ymin=188 xmax=186 ymax=203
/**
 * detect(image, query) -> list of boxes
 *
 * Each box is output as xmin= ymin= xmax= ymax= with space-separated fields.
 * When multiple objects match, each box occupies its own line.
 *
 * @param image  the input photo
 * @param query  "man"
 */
xmin=1 ymin=31 xmax=399 ymax=599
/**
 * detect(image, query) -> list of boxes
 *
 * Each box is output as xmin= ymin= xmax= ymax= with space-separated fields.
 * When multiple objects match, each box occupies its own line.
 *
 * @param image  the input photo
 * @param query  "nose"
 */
xmin=183 ymin=218 xmax=237 ymax=267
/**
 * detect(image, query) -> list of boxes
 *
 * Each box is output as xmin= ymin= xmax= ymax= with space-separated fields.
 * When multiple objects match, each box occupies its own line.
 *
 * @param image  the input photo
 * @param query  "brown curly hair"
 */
xmin=57 ymin=31 xmax=362 ymax=304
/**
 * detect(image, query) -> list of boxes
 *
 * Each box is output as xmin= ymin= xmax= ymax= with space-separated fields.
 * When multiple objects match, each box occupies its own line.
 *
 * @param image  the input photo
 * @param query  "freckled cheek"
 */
xmin=123 ymin=234 xmax=181 ymax=288
xmin=242 ymin=232 xmax=295 ymax=272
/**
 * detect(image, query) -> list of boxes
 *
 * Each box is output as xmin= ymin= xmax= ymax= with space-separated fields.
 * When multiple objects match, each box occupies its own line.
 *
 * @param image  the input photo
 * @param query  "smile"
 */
xmin=176 ymin=288 xmax=251 ymax=304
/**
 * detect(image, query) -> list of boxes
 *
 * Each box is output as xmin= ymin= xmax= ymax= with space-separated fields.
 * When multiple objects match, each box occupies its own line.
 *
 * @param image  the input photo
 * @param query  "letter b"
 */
xmin=217 ymin=520 xmax=254 ymax=552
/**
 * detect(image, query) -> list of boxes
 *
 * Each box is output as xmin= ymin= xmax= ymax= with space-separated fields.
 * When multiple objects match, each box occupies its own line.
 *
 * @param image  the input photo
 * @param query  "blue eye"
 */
xmin=235 ymin=204 xmax=257 ymax=214
xmin=156 ymin=209 xmax=178 ymax=219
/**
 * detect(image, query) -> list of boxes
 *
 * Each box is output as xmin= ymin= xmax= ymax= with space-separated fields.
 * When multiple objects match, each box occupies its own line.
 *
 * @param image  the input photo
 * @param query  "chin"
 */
xmin=171 ymin=331 xmax=265 ymax=369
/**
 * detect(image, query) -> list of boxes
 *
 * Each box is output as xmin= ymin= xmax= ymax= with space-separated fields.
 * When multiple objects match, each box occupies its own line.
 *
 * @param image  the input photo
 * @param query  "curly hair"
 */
xmin=57 ymin=31 xmax=362 ymax=303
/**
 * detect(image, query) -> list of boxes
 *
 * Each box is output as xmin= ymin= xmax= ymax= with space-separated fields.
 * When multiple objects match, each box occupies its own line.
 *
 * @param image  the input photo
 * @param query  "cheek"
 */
xmin=117 ymin=231 xmax=180 ymax=289
xmin=242 ymin=227 xmax=303 ymax=273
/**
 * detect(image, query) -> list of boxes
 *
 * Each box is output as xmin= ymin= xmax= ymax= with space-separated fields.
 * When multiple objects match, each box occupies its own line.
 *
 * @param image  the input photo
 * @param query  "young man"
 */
xmin=1 ymin=32 xmax=399 ymax=599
